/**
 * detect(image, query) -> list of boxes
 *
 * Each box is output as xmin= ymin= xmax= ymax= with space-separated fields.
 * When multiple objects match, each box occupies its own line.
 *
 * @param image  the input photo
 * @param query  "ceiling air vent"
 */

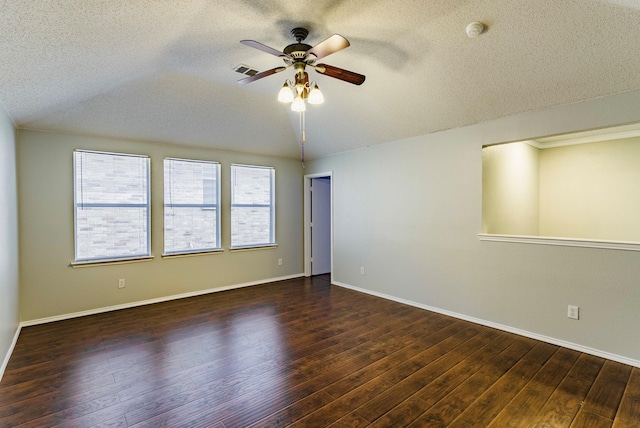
xmin=234 ymin=64 xmax=259 ymax=76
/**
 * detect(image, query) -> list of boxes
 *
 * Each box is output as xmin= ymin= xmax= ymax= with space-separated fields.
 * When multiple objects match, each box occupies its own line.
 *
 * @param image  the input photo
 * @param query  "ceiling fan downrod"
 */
xmin=290 ymin=27 xmax=309 ymax=43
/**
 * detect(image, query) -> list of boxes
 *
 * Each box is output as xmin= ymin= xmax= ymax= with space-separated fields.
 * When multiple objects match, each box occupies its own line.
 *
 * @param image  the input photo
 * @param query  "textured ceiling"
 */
xmin=2 ymin=0 xmax=640 ymax=159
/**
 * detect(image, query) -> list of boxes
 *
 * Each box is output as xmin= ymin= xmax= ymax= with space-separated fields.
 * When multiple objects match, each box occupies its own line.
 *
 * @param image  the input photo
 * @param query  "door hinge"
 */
xmin=310 ymin=222 xmax=313 ymax=227
xmin=310 ymin=257 xmax=314 ymax=262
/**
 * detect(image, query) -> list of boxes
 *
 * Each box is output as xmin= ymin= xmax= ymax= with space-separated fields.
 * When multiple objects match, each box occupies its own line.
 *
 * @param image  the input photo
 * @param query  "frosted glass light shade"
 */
xmin=277 ymin=83 xmax=294 ymax=103
xmin=291 ymin=96 xmax=306 ymax=112
xmin=308 ymin=85 xmax=324 ymax=105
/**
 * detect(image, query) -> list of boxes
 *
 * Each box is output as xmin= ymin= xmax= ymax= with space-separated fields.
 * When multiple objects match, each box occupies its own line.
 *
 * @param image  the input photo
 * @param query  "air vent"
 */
xmin=234 ymin=64 xmax=259 ymax=76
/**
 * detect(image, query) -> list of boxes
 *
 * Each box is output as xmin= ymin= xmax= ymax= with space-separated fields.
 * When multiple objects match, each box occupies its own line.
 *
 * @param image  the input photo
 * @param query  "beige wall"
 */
xmin=540 ymin=138 xmax=640 ymax=241
xmin=17 ymin=130 xmax=304 ymax=321
xmin=307 ymin=90 xmax=640 ymax=363
xmin=0 ymin=106 xmax=19 ymax=375
xmin=482 ymin=142 xmax=539 ymax=235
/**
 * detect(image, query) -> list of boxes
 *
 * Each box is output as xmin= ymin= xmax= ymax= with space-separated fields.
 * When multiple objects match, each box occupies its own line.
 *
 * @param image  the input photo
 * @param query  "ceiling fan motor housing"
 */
xmin=285 ymin=27 xmax=312 ymax=60
xmin=284 ymin=43 xmax=312 ymax=58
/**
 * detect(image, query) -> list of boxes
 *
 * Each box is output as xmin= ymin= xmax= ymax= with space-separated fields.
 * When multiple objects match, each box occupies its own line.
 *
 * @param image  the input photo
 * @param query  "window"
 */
xmin=231 ymin=164 xmax=275 ymax=248
xmin=164 ymin=158 xmax=220 ymax=255
xmin=74 ymin=150 xmax=150 ymax=263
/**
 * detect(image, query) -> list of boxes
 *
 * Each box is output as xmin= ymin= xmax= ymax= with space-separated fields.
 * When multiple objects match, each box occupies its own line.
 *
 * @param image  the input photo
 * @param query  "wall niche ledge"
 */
xmin=478 ymin=234 xmax=640 ymax=252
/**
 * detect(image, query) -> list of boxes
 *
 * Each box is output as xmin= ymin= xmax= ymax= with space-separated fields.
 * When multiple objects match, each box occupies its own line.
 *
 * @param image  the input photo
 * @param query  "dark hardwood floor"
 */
xmin=1 ymin=275 xmax=638 ymax=427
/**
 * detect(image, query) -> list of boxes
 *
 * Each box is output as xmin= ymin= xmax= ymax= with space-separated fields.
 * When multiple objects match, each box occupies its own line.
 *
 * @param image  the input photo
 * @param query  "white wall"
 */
xmin=540 ymin=138 xmax=640 ymax=241
xmin=483 ymin=142 xmax=539 ymax=235
xmin=17 ymin=130 xmax=304 ymax=321
xmin=0 ymin=105 xmax=19 ymax=377
xmin=307 ymin=89 xmax=640 ymax=364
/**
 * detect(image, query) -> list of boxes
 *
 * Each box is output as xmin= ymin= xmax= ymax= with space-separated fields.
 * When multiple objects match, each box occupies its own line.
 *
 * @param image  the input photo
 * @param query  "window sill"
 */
xmin=229 ymin=244 xmax=278 ymax=253
xmin=478 ymin=234 xmax=640 ymax=252
xmin=70 ymin=256 xmax=154 ymax=268
xmin=162 ymin=249 xmax=224 ymax=259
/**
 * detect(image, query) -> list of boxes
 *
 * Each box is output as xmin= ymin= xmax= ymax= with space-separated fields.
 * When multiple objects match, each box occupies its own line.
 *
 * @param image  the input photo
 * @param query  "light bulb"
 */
xmin=291 ymin=95 xmax=306 ymax=112
xmin=308 ymin=84 xmax=324 ymax=105
xmin=277 ymin=82 xmax=294 ymax=103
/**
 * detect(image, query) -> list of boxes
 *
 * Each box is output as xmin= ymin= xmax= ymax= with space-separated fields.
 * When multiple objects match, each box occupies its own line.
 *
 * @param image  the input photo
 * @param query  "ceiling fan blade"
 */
xmin=237 ymin=66 xmax=287 ymax=84
xmin=306 ymin=34 xmax=350 ymax=60
xmin=315 ymin=63 xmax=366 ymax=85
xmin=240 ymin=40 xmax=289 ymax=58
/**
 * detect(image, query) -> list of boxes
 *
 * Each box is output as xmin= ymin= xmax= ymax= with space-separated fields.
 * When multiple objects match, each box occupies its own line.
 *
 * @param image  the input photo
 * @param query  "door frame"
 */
xmin=304 ymin=172 xmax=333 ymax=278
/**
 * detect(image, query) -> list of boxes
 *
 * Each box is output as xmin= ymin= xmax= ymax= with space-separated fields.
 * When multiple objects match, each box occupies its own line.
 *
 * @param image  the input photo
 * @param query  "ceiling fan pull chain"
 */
xmin=299 ymin=111 xmax=306 ymax=167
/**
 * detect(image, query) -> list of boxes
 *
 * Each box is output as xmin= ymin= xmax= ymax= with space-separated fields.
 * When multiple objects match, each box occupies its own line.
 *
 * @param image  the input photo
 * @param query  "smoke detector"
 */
xmin=466 ymin=22 xmax=485 ymax=38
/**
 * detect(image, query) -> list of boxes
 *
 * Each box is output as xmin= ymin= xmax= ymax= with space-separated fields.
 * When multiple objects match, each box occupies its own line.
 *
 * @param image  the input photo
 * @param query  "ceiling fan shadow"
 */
xmin=346 ymin=37 xmax=413 ymax=71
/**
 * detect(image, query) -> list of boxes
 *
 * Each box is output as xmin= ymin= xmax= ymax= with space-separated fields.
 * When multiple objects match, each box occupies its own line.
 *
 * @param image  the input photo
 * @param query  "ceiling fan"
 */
xmin=237 ymin=27 xmax=366 ymax=87
xmin=238 ymin=28 xmax=365 ymax=165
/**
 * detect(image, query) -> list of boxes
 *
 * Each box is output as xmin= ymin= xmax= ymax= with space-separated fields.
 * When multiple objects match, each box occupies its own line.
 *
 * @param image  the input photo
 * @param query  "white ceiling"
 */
xmin=2 ymin=0 xmax=640 ymax=159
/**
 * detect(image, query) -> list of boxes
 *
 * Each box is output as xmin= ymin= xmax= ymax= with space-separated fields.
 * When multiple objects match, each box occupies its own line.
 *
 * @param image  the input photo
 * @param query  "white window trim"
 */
xmin=70 ymin=256 xmax=154 ymax=268
xmin=73 ymin=149 xmax=151 ymax=264
xmin=162 ymin=249 xmax=224 ymax=259
xmin=229 ymin=244 xmax=278 ymax=252
xmin=230 ymin=163 xmax=276 ymax=250
xmin=163 ymin=158 xmax=222 ymax=256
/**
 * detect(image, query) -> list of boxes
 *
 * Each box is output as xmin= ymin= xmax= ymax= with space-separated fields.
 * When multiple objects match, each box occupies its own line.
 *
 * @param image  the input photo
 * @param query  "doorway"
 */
xmin=304 ymin=172 xmax=332 ymax=278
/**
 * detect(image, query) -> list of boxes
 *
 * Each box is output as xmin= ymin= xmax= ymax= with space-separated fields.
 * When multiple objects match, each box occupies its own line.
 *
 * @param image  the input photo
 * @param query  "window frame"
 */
xmin=163 ymin=157 xmax=222 ymax=256
xmin=230 ymin=163 xmax=276 ymax=250
xmin=73 ymin=149 xmax=151 ymax=265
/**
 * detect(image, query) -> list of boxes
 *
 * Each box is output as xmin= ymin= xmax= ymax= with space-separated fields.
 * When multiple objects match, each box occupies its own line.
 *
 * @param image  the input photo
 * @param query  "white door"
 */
xmin=311 ymin=177 xmax=331 ymax=275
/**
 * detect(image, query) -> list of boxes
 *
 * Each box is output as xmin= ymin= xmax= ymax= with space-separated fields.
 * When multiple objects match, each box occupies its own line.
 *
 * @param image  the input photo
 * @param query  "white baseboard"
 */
xmin=0 ymin=324 xmax=22 ymax=382
xmin=20 ymin=274 xmax=304 ymax=327
xmin=333 ymin=280 xmax=640 ymax=369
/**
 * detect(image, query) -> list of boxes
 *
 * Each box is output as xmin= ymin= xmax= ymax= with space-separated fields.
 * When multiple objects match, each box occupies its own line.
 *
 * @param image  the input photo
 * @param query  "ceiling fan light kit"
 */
xmin=238 ymin=27 xmax=365 ymax=164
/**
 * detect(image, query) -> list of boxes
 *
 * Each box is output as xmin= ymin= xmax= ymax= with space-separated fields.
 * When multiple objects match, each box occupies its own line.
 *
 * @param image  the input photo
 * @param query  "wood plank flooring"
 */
xmin=1 ymin=275 xmax=638 ymax=427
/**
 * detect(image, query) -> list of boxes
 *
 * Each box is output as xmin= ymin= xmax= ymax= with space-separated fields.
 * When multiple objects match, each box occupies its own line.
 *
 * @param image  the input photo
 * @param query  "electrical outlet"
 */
xmin=567 ymin=305 xmax=579 ymax=320
xmin=118 ymin=278 xmax=126 ymax=289
xmin=278 ymin=258 xmax=283 ymax=266
xmin=360 ymin=266 xmax=365 ymax=275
